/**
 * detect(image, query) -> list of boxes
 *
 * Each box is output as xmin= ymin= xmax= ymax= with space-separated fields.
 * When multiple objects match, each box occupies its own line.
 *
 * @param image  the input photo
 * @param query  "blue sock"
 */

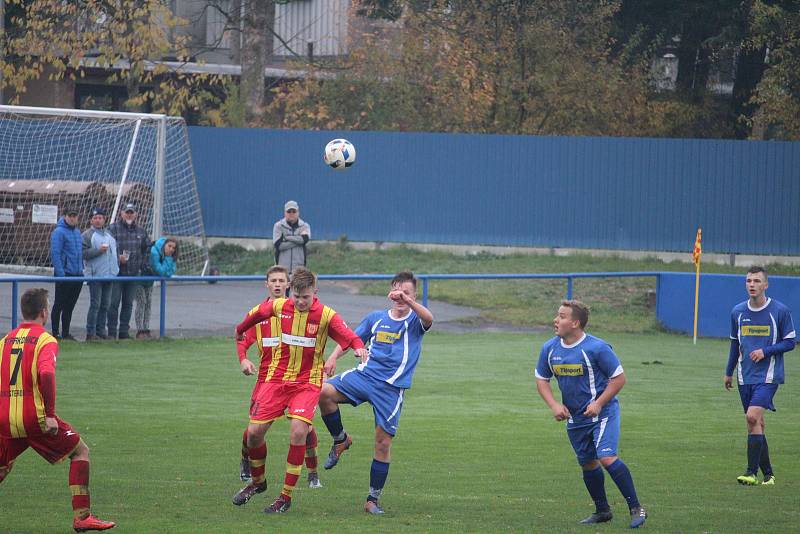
xmin=759 ymin=435 xmax=772 ymax=476
xmin=582 ymin=466 xmax=610 ymax=513
xmin=321 ymin=409 xmax=345 ymax=442
xmin=747 ymin=434 xmax=765 ymax=475
xmin=368 ymin=459 xmax=390 ymax=502
xmin=606 ymin=459 xmax=640 ymax=510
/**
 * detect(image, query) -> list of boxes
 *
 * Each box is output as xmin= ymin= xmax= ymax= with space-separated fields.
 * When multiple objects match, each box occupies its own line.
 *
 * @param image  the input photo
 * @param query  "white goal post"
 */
xmin=0 ymin=105 xmax=209 ymax=274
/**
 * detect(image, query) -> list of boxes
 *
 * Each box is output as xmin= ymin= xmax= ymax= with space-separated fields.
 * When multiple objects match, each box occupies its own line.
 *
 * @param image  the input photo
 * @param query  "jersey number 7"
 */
xmin=8 ymin=347 xmax=24 ymax=386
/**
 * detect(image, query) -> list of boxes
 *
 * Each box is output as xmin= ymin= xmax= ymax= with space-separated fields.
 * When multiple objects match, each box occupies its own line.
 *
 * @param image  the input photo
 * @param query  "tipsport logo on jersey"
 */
xmin=552 ymin=364 xmax=584 ymax=376
xmin=742 ymin=325 xmax=771 ymax=336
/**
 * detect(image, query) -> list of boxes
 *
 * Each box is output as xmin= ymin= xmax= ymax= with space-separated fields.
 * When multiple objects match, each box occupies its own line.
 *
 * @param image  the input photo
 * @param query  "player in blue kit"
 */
xmin=318 ymin=271 xmax=433 ymax=514
xmin=535 ymin=300 xmax=646 ymax=528
xmin=725 ymin=266 xmax=795 ymax=486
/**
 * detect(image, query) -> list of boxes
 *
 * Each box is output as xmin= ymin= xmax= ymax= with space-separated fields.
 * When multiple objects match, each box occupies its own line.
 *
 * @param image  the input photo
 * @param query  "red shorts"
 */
xmin=0 ymin=417 xmax=81 ymax=469
xmin=249 ymin=381 xmax=321 ymax=425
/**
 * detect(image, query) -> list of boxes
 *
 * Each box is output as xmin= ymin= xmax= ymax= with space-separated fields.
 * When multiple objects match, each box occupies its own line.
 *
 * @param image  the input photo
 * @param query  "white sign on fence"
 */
xmin=32 ymin=204 xmax=59 ymax=224
xmin=0 ymin=207 xmax=13 ymax=224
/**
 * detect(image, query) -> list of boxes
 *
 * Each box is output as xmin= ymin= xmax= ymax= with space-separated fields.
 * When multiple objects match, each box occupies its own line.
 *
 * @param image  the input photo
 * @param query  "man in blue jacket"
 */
xmin=49 ymin=206 xmax=84 ymax=341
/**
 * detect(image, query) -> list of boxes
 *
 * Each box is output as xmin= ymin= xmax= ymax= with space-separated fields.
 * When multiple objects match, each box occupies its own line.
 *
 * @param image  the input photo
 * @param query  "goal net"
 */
xmin=0 ymin=105 xmax=209 ymax=274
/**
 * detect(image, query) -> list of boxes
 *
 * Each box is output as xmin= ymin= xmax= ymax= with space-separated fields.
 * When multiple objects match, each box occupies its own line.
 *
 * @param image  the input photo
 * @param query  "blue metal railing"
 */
xmin=1 ymin=272 xmax=662 ymax=337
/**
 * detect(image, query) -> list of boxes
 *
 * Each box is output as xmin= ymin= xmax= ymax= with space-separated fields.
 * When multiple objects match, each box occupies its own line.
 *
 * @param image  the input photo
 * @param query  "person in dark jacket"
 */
xmin=49 ymin=206 xmax=84 ymax=341
xmin=106 ymin=203 xmax=150 ymax=340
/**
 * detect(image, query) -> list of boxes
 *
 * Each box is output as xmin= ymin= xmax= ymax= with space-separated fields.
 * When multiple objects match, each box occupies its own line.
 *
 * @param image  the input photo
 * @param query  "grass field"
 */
xmin=2 ymin=331 xmax=798 ymax=533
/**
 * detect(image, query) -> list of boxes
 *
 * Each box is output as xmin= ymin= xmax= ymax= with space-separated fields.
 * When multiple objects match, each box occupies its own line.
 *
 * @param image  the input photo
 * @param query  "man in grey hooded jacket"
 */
xmin=273 ymin=200 xmax=310 ymax=276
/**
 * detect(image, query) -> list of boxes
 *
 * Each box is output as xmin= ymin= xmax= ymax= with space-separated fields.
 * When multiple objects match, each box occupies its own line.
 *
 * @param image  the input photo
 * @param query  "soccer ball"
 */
xmin=324 ymin=139 xmax=356 ymax=170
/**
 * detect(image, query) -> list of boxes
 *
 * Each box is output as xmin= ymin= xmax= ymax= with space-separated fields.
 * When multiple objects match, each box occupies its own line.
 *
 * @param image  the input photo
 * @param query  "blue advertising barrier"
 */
xmin=656 ymin=273 xmax=800 ymax=337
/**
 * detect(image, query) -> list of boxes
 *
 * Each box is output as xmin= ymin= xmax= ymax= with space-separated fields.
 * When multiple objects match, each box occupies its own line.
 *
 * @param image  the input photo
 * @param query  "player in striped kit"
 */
xmin=233 ymin=267 xmax=367 ymax=514
xmin=725 ymin=266 xmax=796 ymax=486
xmin=0 ymin=288 xmax=115 ymax=532
xmin=234 ymin=265 xmax=322 ymax=495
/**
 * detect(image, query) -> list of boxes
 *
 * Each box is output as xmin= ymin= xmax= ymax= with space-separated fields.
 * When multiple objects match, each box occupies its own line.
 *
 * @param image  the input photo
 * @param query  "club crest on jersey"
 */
xmin=307 ymin=323 xmax=319 ymax=335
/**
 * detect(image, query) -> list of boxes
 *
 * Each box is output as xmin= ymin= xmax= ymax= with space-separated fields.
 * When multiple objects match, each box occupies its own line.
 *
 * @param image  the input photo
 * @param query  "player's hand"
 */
xmin=551 ymin=404 xmax=570 ymax=421
xmin=240 ymin=359 xmax=257 ymax=376
xmin=388 ymin=289 xmax=407 ymax=303
xmin=749 ymin=349 xmax=765 ymax=362
xmin=583 ymin=401 xmax=601 ymax=417
xmin=724 ymin=375 xmax=733 ymax=390
xmin=354 ymin=348 xmax=369 ymax=363
xmin=324 ymin=357 xmax=337 ymax=377
xmin=44 ymin=417 xmax=58 ymax=435
xmin=234 ymin=328 xmax=244 ymax=342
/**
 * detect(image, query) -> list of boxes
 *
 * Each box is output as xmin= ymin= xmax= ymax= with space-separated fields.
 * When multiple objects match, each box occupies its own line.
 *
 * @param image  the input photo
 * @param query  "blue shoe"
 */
xmin=629 ymin=506 xmax=647 ymax=528
xmin=579 ymin=510 xmax=613 ymax=524
xmin=365 ymin=500 xmax=385 ymax=515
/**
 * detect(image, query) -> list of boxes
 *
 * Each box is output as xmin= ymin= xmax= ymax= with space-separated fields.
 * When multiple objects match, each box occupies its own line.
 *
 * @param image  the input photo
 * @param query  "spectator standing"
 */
xmin=273 ymin=200 xmax=310 ymax=275
xmin=107 ymin=203 xmax=150 ymax=340
xmin=135 ymin=237 xmax=178 ymax=339
xmin=82 ymin=208 xmax=118 ymax=341
xmin=49 ymin=206 xmax=83 ymax=341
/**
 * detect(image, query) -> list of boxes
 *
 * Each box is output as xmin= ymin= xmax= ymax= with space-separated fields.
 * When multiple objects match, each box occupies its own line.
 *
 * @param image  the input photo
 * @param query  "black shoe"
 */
xmin=239 ymin=458 xmax=252 ymax=482
xmin=232 ymin=482 xmax=266 ymax=506
xmin=264 ymin=495 xmax=291 ymax=514
xmin=61 ymin=334 xmax=78 ymax=342
xmin=85 ymin=335 xmax=99 ymax=342
xmin=579 ymin=510 xmax=613 ymax=524
xmin=118 ymin=333 xmax=131 ymax=340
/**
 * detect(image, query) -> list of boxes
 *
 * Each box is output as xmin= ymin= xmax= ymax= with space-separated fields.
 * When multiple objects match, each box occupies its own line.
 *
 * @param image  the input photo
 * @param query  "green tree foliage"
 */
xmin=267 ymin=0 xmax=666 ymax=136
xmin=1 ymin=0 xmax=222 ymax=116
xmin=748 ymin=1 xmax=800 ymax=139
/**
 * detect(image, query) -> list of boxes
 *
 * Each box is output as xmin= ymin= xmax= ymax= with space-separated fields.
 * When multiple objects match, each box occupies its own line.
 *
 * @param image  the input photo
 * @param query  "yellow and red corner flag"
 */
xmin=692 ymin=228 xmax=702 ymax=266
xmin=692 ymin=228 xmax=702 ymax=344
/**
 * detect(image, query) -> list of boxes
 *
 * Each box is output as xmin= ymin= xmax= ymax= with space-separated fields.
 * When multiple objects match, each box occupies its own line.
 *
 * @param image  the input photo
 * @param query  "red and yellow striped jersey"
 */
xmin=236 ymin=300 xmax=281 ymax=383
xmin=0 ymin=322 xmax=58 ymax=438
xmin=236 ymin=297 xmax=364 ymax=387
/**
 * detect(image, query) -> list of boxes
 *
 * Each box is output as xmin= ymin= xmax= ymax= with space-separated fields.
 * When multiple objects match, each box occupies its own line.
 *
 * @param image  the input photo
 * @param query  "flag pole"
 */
xmin=692 ymin=227 xmax=702 ymax=345
xmin=693 ymin=258 xmax=700 ymax=344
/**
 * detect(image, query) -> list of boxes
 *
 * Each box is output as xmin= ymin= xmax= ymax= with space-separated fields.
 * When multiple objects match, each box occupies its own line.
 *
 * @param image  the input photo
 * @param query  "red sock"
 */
xmin=281 ymin=444 xmax=305 ymax=499
xmin=305 ymin=427 xmax=318 ymax=470
xmin=248 ymin=442 xmax=267 ymax=485
xmin=241 ymin=429 xmax=249 ymax=461
xmin=69 ymin=460 xmax=90 ymax=519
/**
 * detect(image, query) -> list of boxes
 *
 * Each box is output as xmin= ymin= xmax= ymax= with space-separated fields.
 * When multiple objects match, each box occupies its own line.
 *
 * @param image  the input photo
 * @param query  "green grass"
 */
xmin=210 ymin=242 xmax=800 ymax=333
xmin=2 ymin=333 xmax=798 ymax=533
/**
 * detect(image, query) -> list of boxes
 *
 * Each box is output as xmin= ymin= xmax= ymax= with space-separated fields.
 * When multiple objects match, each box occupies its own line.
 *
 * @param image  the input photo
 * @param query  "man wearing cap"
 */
xmin=49 ymin=206 xmax=84 ymax=341
xmin=82 ymin=208 xmax=118 ymax=341
xmin=107 ymin=203 xmax=150 ymax=340
xmin=273 ymin=201 xmax=311 ymax=276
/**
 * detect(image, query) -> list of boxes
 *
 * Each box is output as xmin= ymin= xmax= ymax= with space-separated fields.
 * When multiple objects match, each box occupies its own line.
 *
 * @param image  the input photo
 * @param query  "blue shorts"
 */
xmin=326 ymin=369 xmax=405 ymax=436
xmin=566 ymin=406 xmax=620 ymax=465
xmin=738 ymin=383 xmax=779 ymax=412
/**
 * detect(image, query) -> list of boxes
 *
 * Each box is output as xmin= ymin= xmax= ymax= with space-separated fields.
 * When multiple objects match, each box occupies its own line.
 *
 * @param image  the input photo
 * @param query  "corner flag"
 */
xmin=692 ymin=228 xmax=702 ymax=344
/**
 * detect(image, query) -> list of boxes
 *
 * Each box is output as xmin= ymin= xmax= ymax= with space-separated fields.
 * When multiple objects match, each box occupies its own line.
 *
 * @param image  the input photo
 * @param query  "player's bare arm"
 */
xmin=324 ymin=345 xmax=350 ymax=376
xmin=536 ymin=378 xmax=570 ymax=421
xmin=584 ymin=373 xmax=626 ymax=417
xmin=389 ymin=289 xmax=434 ymax=327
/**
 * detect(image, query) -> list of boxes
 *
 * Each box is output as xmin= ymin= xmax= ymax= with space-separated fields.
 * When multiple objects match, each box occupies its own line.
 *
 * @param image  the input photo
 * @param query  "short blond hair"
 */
xmin=290 ymin=267 xmax=316 ymax=292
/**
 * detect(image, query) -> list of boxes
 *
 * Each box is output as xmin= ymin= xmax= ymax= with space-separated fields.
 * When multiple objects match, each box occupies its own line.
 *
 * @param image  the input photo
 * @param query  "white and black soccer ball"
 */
xmin=324 ymin=138 xmax=356 ymax=170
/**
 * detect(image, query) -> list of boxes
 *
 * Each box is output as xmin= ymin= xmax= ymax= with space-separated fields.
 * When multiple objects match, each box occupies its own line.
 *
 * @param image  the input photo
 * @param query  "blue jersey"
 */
xmin=535 ymin=333 xmax=623 ymax=429
xmin=730 ymin=298 xmax=796 ymax=385
xmin=354 ymin=309 xmax=430 ymax=389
